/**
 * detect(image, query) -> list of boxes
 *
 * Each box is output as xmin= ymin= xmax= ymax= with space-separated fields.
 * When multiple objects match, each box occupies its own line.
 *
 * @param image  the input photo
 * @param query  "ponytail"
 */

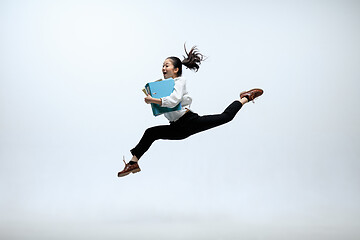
xmin=182 ymin=44 xmax=206 ymax=72
xmin=166 ymin=44 xmax=206 ymax=77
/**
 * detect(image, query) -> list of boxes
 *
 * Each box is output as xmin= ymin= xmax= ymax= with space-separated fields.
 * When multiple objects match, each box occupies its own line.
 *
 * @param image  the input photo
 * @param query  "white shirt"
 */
xmin=161 ymin=77 xmax=192 ymax=122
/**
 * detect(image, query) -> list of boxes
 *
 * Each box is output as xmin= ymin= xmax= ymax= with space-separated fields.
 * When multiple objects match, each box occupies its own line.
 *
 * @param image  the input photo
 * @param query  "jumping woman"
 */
xmin=118 ymin=45 xmax=263 ymax=177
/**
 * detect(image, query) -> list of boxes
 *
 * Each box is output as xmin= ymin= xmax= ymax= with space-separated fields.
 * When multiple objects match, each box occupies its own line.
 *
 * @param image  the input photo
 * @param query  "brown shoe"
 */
xmin=117 ymin=159 xmax=141 ymax=177
xmin=240 ymin=88 xmax=264 ymax=102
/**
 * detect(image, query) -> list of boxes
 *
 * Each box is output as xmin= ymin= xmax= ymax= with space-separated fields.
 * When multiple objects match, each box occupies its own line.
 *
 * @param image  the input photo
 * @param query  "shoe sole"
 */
xmin=117 ymin=168 xmax=141 ymax=177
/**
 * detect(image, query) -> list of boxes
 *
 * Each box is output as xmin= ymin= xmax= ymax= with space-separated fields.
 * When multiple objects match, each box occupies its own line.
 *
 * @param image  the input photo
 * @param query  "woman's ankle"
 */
xmin=131 ymin=155 xmax=139 ymax=162
xmin=240 ymin=97 xmax=248 ymax=105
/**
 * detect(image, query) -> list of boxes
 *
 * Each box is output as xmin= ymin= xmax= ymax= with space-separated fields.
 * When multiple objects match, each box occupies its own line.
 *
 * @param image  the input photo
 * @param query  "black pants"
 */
xmin=130 ymin=100 xmax=243 ymax=159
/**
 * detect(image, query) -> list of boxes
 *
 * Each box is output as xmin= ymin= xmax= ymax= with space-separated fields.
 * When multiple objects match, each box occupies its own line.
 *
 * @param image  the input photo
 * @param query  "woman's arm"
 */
xmin=161 ymin=78 xmax=185 ymax=108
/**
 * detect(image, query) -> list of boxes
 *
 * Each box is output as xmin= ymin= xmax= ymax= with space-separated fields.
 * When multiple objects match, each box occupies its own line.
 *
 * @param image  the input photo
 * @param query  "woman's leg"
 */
xmin=131 ymin=98 xmax=249 ymax=160
xmin=118 ymin=124 xmax=190 ymax=177
xmin=188 ymin=100 xmax=243 ymax=135
xmin=120 ymin=90 xmax=262 ymax=177
xmin=185 ymin=88 xmax=264 ymax=137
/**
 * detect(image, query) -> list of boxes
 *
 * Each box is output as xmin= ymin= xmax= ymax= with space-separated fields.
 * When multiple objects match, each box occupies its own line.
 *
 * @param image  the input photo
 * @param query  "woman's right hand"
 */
xmin=144 ymin=95 xmax=153 ymax=104
xmin=144 ymin=95 xmax=162 ymax=105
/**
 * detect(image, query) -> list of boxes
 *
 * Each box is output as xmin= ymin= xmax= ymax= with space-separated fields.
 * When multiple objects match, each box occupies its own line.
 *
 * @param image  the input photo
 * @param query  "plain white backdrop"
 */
xmin=1 ymin=0 xmax=360 ymax=239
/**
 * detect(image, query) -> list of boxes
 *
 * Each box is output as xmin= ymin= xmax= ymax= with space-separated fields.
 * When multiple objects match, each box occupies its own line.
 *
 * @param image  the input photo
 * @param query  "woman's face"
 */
xmin=162 ymin=59 xmax=179 ymax=79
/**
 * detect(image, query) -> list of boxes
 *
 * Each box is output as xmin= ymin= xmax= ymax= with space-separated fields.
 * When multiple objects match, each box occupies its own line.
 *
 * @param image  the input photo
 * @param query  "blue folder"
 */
xmin=145 ymin=78 xmax=182 ymax=116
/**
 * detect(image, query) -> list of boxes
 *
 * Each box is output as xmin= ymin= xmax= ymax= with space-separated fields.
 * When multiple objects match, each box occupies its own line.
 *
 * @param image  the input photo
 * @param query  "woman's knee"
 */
xmin=144 ymin=126 xmax=160 ymax=138
xmin=143 ymin=125 xmax=171 ymax=140
xmin=222 ymin=111 xmax=236 ymax=123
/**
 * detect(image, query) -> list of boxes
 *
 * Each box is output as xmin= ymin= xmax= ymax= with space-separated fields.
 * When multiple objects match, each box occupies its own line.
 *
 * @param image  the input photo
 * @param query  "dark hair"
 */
xmin=167 ymin=44 xmax=206 ymax=77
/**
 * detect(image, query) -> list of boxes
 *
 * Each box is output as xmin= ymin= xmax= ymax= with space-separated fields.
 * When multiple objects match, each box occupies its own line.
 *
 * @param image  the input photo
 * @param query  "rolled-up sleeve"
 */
xmin=161 ymin=78 xmax=185 ymax=108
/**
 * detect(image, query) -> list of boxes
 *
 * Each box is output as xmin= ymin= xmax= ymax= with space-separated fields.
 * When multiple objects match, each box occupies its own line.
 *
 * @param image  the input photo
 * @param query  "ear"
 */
xmin=174 ymin=67 xmax=179 ymax=74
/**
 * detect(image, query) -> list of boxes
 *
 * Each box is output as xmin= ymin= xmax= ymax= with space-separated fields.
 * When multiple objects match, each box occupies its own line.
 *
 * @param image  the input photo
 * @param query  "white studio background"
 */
xmin=1 ymin=0 xmax=359 ymax=239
